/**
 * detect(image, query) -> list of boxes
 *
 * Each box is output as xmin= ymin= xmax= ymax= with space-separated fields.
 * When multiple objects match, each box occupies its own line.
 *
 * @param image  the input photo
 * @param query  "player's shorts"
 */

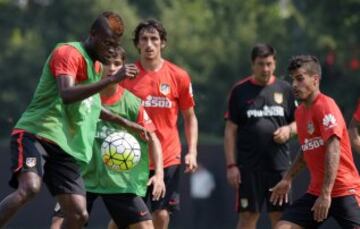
xmin=9 ymin=131 xmax=85 ymax=196
xmin=281 ymin=193 xmax=360 ymax=228
xmin=145 ymin=164 xmax=180 ymax=213
xmin=53 ymin=192 xmax=151 ymax=229
xmin=237 ymin=169 xmax=290 ymax=212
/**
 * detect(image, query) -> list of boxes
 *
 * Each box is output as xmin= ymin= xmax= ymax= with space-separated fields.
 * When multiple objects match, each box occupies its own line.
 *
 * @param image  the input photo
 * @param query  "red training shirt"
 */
xmin=295 ymin=93 xmax=360 ymax=197
xmin=120 ymin=60 xmax=195 ymax=169
xmin=49 ymin=44 xmax=101 ymax=81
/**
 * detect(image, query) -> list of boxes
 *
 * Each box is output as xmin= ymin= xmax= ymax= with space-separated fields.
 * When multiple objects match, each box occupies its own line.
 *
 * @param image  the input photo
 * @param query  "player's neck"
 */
xmin=251 ymin=75 xmax=275 ymax=86
xmin=304 ymin=90 xmax=320 ymax=107
xmin=100 ymin=84 xmax=118 ymax=97
xmin=140 ymin=57 xmax=164 ymax=72
xmin=83 ymin=39 xmax=96 ymax=62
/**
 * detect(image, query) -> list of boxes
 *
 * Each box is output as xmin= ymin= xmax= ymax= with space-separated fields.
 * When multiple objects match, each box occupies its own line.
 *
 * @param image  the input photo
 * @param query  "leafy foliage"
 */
xmin=0 ymin=0 xmax=359 ymax=142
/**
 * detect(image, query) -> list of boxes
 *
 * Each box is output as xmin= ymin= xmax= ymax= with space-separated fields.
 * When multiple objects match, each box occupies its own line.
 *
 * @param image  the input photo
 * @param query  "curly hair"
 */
xmin=133 ymin=19 xmax=167 ymax=46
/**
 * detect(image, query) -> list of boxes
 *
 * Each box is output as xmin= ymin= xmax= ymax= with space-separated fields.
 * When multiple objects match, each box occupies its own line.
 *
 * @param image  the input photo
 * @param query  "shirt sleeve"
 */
xmin=353 ymin=99 xmax=360 ymax=122
xmin=49 ymin=45 xmax=87 ymax=81
xmin=316 ymin=99 xmax=344 ymax=142
xmin=178 ymin=72 xmax=195 ymax=110
xmin=136 ymin=106 xmax=156 ymax=132
xmin=286 ymin=85 xmax=297 ymax=123
xmin=226 ymin=87 xmax=240 ymax=124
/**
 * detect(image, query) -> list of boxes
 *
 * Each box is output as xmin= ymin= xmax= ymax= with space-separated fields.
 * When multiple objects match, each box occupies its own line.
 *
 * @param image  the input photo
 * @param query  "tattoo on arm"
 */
xmin=286 ymin=150 xmax=306 ymax=179
xmin=322 ymin=136 xmax=340 ymax=195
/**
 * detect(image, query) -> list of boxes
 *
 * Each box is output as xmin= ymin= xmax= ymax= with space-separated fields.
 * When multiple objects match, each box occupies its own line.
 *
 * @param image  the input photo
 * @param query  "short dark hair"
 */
xmin=90 ymin=11 xmax=124 ymax=38
xmin=133 ymin=19 xmax=167 ymax=46
xmin=251 ymin=43 xmax=276 ymax=62
xmin=288 ymin=55 xmax=322 ymax=77
xmin=115 ymin=46 xmax=126 ymax=62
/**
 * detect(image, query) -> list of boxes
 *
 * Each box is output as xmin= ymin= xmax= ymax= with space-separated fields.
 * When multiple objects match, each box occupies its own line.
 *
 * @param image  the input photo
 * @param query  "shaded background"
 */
xmin=1 ymin=0 xmax=360 ymax=140
xmin=0 ymin=0 xmax=359 ymax=228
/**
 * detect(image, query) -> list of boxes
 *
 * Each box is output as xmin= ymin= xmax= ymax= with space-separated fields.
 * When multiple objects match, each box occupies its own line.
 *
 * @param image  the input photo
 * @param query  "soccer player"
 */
xmin=119 ymin=19 xmax=198 ymax=229
xmin=270 ymin=55 xmax=360 ymax=228
xmin=0 ymin=11 xmax=141 ymax=228
xmin=224 ymin=43 xmax=297 ymax=228
xmin=348 ymin=100 xmax=360 ymax=154
xmin=51 ymin=47 xmax=165 ymax=229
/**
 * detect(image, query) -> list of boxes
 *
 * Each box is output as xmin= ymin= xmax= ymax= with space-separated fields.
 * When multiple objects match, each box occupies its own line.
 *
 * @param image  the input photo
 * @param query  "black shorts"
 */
xmin=53 ymin=192 xmax=151 ymax=229
xmin=237 ymin=169 xmax=290 ymax=212
xmin=9 ymin=132 xmax=85 ymax=196
xmin=145 ymin=165 xmax=180 ymax=213
xmin=281 ymin=193 xmax=360 ymax=228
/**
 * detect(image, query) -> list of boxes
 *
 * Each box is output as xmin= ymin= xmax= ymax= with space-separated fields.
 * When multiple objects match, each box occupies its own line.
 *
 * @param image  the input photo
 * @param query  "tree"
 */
xmin=0 ymin=0 xmax=139 ymax=137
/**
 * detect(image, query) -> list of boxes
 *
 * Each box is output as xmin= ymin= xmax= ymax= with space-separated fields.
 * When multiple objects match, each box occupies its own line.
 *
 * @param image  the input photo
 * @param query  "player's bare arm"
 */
xmin=100 ymin=107 xmax=150 ymax=141
xmin=147 ymin=132 xmax=166 ymax=201
xmin=349 ymin=118 xmax=360 ymax=154
xmin=182 ymin=108 xmax=198 ymax=173
xmin=273 ymin=121 xmax=297 ymax=144
xmin=270 ymin=149 xmax=306 ymax=205
xmin=224 ymin=120 xmax=241 ymax=189
xmin=311 ymin=136 xmax=340 ymax=222
xmin=56 ymin=64 xmax=138 ymax=104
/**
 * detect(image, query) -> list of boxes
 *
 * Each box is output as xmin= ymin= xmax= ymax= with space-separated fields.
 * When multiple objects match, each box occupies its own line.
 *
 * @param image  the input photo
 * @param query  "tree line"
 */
xmin=0 ymin=0 xmax=359 ymax=142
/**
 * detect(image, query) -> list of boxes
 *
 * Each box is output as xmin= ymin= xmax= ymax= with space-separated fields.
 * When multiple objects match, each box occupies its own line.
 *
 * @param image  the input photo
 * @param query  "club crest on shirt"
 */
xmin=159 ymin=83 xmax=170 ymax=95
xmin=25 ymin=157 xmax=36 ymax=168
xmin=273 ymin=92 xmax=283 ymax=104
xmin=240 ymin=198 xmax=248 ymax=208
xmin=307 ymin=122 xmax=315 ymax=135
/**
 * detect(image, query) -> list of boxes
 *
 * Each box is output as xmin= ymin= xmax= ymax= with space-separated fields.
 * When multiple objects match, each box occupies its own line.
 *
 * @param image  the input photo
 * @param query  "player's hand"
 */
xmin=147 ymin=173 xmax=166 ymax=201
xmin=311 ymin=194 xmax=331 ymax=222
xmin=139 ymin=129 xmax=150 ymax=142
xmin=112 ymin=63 xmax=139 ymax=83
xmin=125 ymin=122 xmax=150 ymax=142
xmin=269 ymin=179 xmax=291 ymax=206
xmin=226 ymin=166 xmax=241 ymax=189
xmin=273 ymin=125 xmax=292 ymax=144
xmin=184 ymin=153 xmax=198 ymax=173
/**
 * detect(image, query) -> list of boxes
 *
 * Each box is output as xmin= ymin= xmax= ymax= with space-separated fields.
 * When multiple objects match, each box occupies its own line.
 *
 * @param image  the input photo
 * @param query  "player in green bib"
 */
xmin=51 ymin=48 xmax=165 ymax=229
xmin=0 ymin=12 xmax=145 ymax=229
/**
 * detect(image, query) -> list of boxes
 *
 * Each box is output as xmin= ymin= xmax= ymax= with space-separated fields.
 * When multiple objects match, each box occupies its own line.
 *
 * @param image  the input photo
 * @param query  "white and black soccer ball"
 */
xmin=101 ymin=131 xmax=141 ymax=172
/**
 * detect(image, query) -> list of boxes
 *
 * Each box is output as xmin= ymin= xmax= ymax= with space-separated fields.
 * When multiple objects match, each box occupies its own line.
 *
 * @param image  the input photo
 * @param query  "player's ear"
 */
xmin=161 ymin=40 xmax=166 ymax=49
xmin=313 ymin=74 xmax=320 ymax=86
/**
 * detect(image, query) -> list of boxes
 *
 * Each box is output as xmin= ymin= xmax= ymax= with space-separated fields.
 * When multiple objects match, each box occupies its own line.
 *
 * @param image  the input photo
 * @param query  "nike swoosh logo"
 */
xmin=139 ymin=211 xmax=148 ymax=216
xmin=168 ymin=200 xmax=178 ymax=205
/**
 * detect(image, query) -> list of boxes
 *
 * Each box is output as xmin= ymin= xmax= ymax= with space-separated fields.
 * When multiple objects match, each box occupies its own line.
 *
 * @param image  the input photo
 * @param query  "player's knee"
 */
xmin=50 ymin=216 xmax=64 ymax=229
xmin=17 ymin=182 xmax=41 ymax=202
xmin=239 ymin=212 xmax=260 ymax=227
xmin=138 ymin=220 xmax=154 ymax=229
xmin=274 ymin=220 xmax=294 ymax=229
xmin=65 ymin=208 xmax=89 ymax=225
xmin=154 ymin=209 xmax=169 ymax=223
xmin=107 ymin=219 xmax=117 ymax=229
xmin=75 ymin=209 xmax=89 ymax=224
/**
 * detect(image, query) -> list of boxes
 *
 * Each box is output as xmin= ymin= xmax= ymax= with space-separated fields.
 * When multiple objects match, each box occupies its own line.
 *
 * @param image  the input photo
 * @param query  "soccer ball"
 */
xmin=101 ymin=131 xmax=141 ymax=172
